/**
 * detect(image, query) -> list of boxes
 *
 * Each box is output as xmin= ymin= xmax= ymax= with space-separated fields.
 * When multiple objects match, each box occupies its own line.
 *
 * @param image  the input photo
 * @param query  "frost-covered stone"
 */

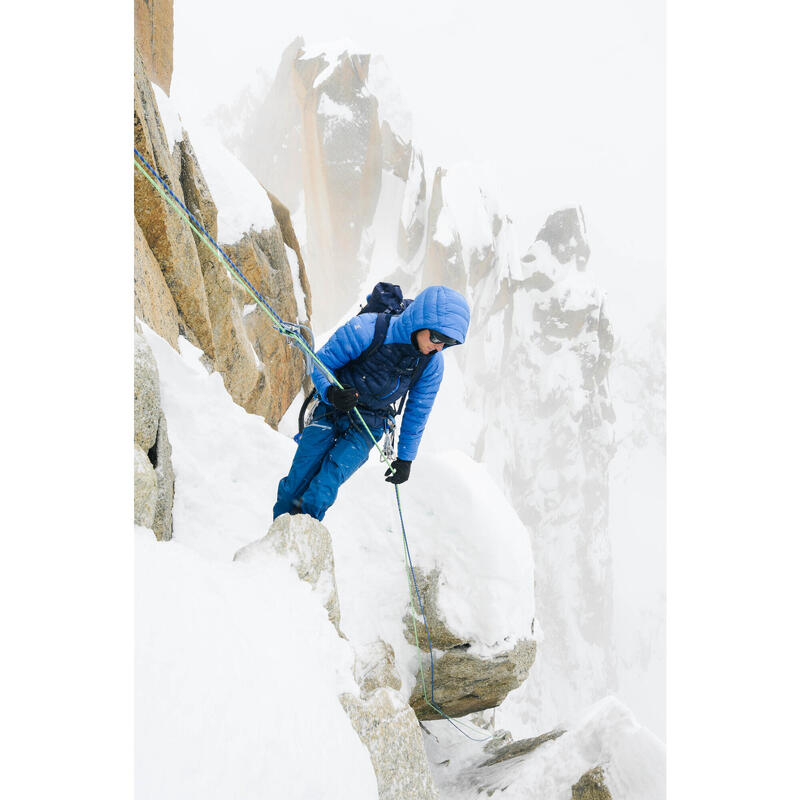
xmin=354 ymin=640 xmax=402 ymax=697
xmin=134 ymin=445 xmax=157 ymax=530
xmin=402 ymin=565 xmax=535 ymax=720
xmin=134 ymin=331 xmax=161 ymax=452
xmin=479 ymin=728 xmax=565 ymax=767
xmin=133 ymin=331 xmax=174 ymax=540
xmin=233 ymin=514 xmax=342 ymax=635
xmin=150 ymin=411 xmax=175 ymax=542
xmin=408 ymin=638 xmax=536 ymax=721
xmin=340 ymin=688 xmax=439 ymax=800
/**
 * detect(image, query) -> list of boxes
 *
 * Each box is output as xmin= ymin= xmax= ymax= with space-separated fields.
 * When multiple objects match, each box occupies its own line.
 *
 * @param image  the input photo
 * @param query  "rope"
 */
xmin=133 ymin=147 xmax=393 ymax=472
xmin=395 ymin=486 xmax=492 ymax=742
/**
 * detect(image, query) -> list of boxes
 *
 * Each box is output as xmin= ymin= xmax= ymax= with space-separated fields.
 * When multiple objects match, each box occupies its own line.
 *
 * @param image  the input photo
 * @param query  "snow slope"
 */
xmin=136 ymin=325 xmax=535 ymax=795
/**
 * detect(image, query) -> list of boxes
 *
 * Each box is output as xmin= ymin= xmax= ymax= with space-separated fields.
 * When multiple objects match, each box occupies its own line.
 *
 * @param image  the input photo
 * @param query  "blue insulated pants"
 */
xmin=273 ymin=405 xmax=385 ymax=521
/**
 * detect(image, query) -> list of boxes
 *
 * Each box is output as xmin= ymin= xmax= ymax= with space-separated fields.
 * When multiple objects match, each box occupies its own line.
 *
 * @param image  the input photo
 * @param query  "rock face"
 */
xmin=134 ymin=0 xmax=173 ymax=94
xmin=134 ymin=46 xmax=215 ymax=357
xmin=354 ymin=640 xmax=403 ymax=696
xmin=340 ymin=689 xmax=439 ymax=800
xmin=404 ymin=567 xmax=535 ymax=720
xmin=233 ymin=514 xmax=342 ymax=636
xmin=572 ymin=766 xmax=613 ymax=800
xmin=134 ymin=218 xmax=180 ymax=349
xmin=134 ymin=328 xmax=174 ymax=540
xmin=133 ymin=48 xmax=311 ymax=428
xmin=409 ymin=638 xmax=536 ymax=721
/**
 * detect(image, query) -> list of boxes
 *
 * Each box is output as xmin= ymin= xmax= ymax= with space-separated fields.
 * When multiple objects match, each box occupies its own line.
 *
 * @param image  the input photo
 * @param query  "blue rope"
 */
xmin=134 ymin=147 xmax=288 ymax=334
xmin=394 ymin=486 xmax=491 ymax=743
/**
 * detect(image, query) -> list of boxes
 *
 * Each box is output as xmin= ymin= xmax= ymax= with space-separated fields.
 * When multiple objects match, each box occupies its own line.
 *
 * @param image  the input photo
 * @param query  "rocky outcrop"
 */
xmin=134 ymin=46 xmax=311 ymax=427
xmin=409 ymin=638 xmax=536 ymax=721
xmin=134 ymin=47 xmax=215 ymax=357
xmin=176 ymin=133 xmax=264 ymax=412
xmin=134 ymin=328 xmax=174 ymax=540
xmin=354 ymin=640 xmax=403 ymax=696
xmin=572 ymin=766 xmax=613 ymax=800
xmin=402 ymin=564 xmax=535 ymax=720
xmin=478 ymin=728 xmax=565 ymax=768
xmin=233 ymin=514 xmax=342 ymax=636
xmin=224 ymin=227 xmax=308 ymax=422
xmin=536 ymin=207 xmax=591 ymax=269
xmin=134 ymin=0 xmax=173 ymax=95
xmin=340 ymin=689 xmax=439 ymax=800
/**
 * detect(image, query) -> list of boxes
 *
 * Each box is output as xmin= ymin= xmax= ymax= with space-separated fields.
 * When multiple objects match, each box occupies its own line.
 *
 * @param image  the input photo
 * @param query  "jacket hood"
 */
xmin=392 ymin=285 xmax=471 ymax=346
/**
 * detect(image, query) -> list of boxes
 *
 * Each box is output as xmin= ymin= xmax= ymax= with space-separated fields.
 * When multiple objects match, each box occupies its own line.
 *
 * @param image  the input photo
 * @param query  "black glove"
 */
xmin=384 ymin=459 xmax=412 ymax=484
xmin=327 ymin=384 xmax=359 ymax=412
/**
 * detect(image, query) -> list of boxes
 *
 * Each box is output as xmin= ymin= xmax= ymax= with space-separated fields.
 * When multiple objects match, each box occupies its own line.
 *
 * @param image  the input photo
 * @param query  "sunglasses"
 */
xmin=429 ymin=329 xmax=459 ymax=346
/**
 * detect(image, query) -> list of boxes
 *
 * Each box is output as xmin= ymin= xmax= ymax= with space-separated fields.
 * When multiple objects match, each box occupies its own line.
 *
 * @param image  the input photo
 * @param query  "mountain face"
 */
xmin=134 ymin=10 xmax=663 ymax=797
xmin=222 ymin=39 xmax=428 ymax=330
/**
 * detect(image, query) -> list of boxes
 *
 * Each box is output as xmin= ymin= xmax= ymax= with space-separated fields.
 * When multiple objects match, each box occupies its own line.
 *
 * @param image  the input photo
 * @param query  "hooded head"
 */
xmin=393 ymin=285 xmax=470 ymax=348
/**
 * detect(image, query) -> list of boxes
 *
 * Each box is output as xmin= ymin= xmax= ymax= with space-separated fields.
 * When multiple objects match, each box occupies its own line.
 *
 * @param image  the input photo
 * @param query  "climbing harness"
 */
xmin=135 ymin=147 xmax=491 ymax=742
xmin=133 ymin=147 xmax=394 ymax=474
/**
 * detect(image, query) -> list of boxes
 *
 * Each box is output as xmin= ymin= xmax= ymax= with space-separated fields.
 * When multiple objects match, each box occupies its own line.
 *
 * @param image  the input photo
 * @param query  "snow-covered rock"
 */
xmin=234 ymin=513 xmax=343 ymax=636
xmin=134 ymin=327 xmax=174 ymax=541
xmin=423 ymin=697 xmax=664 ymax=799
xmin=409 ymin=638 xmax=537 ymax=721
xmin=340 ymin=688 xmax=439 ymax=800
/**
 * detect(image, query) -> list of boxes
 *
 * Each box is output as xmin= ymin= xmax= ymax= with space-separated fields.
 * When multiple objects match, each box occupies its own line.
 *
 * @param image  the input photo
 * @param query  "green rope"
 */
xmin=134 ymin=156 xmax=394 ymax=472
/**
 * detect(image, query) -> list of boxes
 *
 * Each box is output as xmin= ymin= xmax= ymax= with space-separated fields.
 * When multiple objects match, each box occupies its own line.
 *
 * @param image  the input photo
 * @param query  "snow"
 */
xmin=151 ymin=85 xmax=276 ymax=244
xmin=152 ymin=85 xmax=183 ymax=147
xmin=424 ymin=696 xmax=665 ymax=800
xmin=187 ymin=124 xmax=277 ymax=243
xmin=440 ymin=164 xmax=495 ymax=258
xmin=367 ymin=55 xmax=413 ymax=143
xmin=135 ymin=528 xmax=377 ymax=800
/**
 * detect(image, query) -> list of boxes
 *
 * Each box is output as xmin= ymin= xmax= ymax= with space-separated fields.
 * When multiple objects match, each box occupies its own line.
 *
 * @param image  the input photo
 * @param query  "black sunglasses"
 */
xmin=429 ymin=329 xmax=458 ymax=346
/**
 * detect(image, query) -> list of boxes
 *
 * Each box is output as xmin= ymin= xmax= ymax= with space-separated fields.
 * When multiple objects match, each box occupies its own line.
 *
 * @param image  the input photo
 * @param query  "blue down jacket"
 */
xmin=311 ymin=285 xmax=470 ymax=461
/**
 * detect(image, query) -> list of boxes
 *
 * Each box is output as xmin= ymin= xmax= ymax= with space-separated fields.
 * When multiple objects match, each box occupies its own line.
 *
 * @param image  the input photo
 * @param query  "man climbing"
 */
xmin=273 ymin=284 xmax=470 ymax=521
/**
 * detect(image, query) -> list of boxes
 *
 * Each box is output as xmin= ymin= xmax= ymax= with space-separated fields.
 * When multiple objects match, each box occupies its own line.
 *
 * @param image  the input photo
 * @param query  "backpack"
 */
xmin=297 ymin=282 xmax=431 ymax=433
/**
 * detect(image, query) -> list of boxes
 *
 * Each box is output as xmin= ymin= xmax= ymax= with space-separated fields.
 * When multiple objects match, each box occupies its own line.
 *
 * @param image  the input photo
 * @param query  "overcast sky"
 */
xmin=172 ymin=0 xmax=664 ymax=340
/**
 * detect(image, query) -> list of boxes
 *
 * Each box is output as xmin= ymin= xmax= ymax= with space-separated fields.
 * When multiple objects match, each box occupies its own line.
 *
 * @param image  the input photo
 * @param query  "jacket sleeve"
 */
xmin=311 ymin=315 xmax=376 ymax=401
xmin=397 ymin=354 xmax=444 ymax=461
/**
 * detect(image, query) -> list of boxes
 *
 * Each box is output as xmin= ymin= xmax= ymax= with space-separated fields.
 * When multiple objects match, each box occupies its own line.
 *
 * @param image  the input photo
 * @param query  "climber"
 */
xmin=273 ymin=284 xmax=471 ymax=521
